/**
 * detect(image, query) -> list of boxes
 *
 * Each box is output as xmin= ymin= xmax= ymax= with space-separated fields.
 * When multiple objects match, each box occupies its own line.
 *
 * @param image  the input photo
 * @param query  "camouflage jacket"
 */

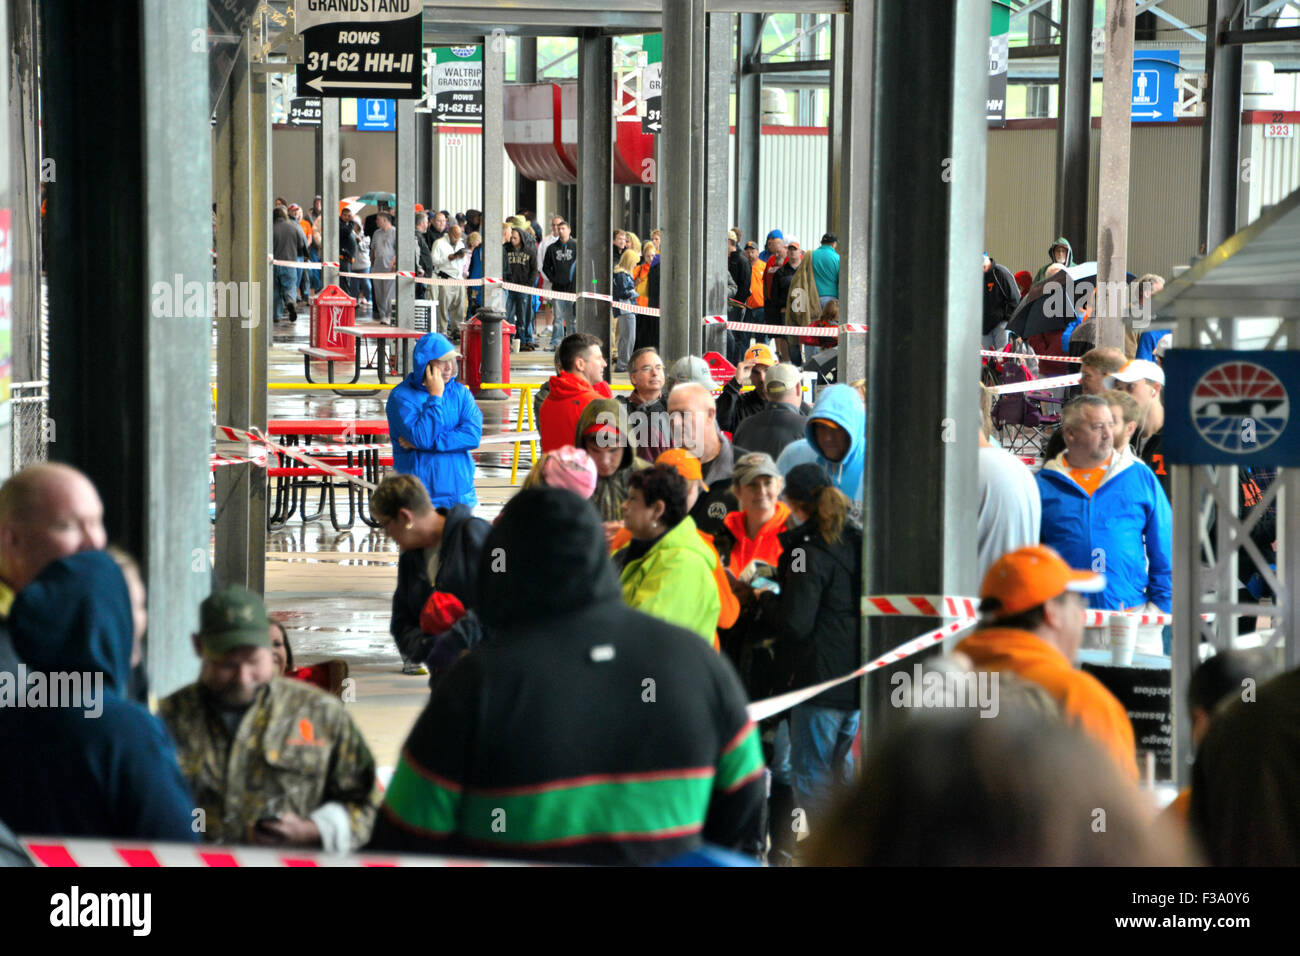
xmin=159 ymin=678 xmax=379 ymax=851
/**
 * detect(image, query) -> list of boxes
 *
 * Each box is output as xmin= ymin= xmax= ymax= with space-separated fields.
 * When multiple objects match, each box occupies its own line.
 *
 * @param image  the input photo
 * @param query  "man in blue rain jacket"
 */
xmin=386 ymin=333 xmax=483 ymax=509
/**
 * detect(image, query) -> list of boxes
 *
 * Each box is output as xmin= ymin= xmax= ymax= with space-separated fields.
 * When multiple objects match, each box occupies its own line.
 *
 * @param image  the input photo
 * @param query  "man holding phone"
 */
xmin=386 ymin=332 xmax=483 ymax=509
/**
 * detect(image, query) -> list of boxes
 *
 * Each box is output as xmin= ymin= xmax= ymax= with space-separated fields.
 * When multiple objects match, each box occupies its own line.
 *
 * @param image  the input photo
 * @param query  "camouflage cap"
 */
xmin=199 ymin=585 xmax=272 ymax=657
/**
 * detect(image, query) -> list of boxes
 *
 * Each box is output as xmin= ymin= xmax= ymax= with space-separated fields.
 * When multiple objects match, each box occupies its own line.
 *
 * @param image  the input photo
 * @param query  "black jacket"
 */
xmin=389 ymin=504 xmax=491 ymax=664
xmin=983 ymin=260 xmax=1021 ymax=335
xmin=503 ymin=238 xmax=538 ymax=286
xmin=542 ymin=237 xmax=577 ymax=292
xmin=621 ymin=391 xmax=670 ymax=463
xmin=716 ymin=377 xmax=767 ymax=434
xmin=727 ymin=250 xmax=751 ymax=304
xmin=339 ymin=217 xmax=357 ymax=265
xmin=368 ymin=488 xmax=765 ymax=863
xmin=415 ymin=230 xmax=434 ymax=279
xmin=773 ymin=520 xmax=863 ymax=709
xmin=732 ymin=402 xmax=810 ymax=461
xmin=647 ymin=261 xmax=661 ymax=310
xmin=766 ymin=263 xmax=796 ymax=325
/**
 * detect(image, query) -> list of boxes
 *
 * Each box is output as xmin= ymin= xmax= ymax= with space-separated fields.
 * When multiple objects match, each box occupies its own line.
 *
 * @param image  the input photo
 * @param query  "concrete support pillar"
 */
xmin=45 ymin=0 xmax=213 ymax=695
xmin=320 ymin=98 xmax=340 ymax=289
xmin=396 ymin=98 xmax=416 ymax=338
xmin=482 ymin=37 xmax=505 ymax=313
xmin=1056 ymin=0 xmax=1094 ymax=256
xmin=734 ymin=14 xmax=762 ymax=247
xmin=416 ymin=109 xmax=434 ymax=209
xmin=661 ymin=0 xmax=700 ymax=361
xmin=862 ymin=0 xmax=987 ymax=736
xmin=835 ymin=5 xmax=872 ymax=332
xmin=1094 ymin=0 xmax=1135 ymax=351
xmin=702 ymin=12 xmax=732 ymax=355
xmin=577 ymin=31 xmax=614 ymax=362
xmin=1199 ymin=0 xmax=1244 ymax=253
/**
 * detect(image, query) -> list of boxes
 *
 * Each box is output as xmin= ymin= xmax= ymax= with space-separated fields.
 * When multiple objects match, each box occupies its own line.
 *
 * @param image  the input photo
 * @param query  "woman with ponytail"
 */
xmin=773 ymin=462 xmax=864 ymax=850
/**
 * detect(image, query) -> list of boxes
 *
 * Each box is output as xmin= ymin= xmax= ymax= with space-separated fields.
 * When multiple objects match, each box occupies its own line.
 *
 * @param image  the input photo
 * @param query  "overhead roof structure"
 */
xmin=1153 ymin=186 xmax=1300 ymax=319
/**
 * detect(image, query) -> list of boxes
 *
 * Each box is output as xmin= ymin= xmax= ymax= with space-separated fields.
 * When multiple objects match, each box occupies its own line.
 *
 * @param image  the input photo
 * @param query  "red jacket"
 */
xmin=538 ymin=372 xmax=614 ymax=453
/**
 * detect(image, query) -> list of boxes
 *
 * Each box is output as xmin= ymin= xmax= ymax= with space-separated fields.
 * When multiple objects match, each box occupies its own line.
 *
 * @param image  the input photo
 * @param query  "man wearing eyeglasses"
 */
xmin=1034 ymin=395 xmax=1171 ymax=654
xmin=620 ymin=348 xmax=670 ymax=463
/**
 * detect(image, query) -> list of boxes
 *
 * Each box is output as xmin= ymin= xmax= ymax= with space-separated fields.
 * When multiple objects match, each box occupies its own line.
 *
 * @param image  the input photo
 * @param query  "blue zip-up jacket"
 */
xmin=386 ymin=333 xmax=483 ymax=509
xmin=1035 ymin=448 xmax=1173 ymax=612
xmin=776 ymin=384 xmax=865 ymax=514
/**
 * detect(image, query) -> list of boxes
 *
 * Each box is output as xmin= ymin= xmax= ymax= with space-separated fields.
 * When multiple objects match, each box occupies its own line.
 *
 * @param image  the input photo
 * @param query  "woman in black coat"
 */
xmin=772 ymin=463 xmax=863 ymax=835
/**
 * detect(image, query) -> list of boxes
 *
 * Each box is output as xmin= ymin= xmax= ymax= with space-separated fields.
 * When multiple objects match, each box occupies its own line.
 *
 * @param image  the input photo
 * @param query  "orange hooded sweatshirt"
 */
xmin=957 ymin=627 xmax=1138 ymax=782
xmin=722 ymin=501 xmax=791 ymax=578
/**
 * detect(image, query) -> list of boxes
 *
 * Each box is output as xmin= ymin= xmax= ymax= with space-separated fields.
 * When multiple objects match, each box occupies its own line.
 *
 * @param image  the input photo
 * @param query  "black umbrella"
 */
xmin=1008 ymin=272 xmax=1075 ymax=338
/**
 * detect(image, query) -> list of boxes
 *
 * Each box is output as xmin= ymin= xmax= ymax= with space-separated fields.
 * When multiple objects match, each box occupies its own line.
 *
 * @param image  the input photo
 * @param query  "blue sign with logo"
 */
xmin=1132 ymin=50 xmax=1179 ymax=123
xmin=1164 ymin=349 xmax=1300 ymax=466
xmin=357 ymin=98 xmax=395 ymax=131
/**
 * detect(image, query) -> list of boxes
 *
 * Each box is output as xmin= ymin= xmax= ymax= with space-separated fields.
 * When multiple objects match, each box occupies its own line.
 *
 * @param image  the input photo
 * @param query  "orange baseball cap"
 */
xmin=414 ymin=203 xmax=425 ymax=212
xmin=979 ymin=545 xmax=1105 ymax=619
xmin=656 ymin=448 xmax=709 ymax=491
xmin=744 ymin=343 xmax=777 ymax=367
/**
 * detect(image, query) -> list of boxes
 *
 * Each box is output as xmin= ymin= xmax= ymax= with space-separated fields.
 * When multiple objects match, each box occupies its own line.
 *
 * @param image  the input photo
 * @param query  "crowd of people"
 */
xmin=1 ymin=216 xmax=1295 ymax=868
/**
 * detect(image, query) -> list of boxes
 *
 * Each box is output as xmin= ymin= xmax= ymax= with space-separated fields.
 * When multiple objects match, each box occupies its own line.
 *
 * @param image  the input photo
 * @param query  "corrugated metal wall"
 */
xmin=726 ymin=131 xmax=829 ymax=249
xmin=1248 ymin=125 xmax=1300 ymax=224
xmin=985 ymin=124 xmax=1203 ymax=280
xmin=433 ymin=128 xmax=517 ymax=221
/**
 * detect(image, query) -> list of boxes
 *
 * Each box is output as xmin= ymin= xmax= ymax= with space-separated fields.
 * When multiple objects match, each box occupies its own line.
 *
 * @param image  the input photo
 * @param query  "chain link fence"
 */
xmin=11 ymin=283 xmax=51 ymax=473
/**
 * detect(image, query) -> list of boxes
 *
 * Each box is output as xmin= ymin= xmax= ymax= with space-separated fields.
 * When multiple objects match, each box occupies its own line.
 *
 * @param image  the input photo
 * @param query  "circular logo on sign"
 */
xmin=708 ymin=502 xmax=728 ymax=519
xmin=451 ymin=46 xmax=476 ymax=58
xmin=1191 ymin=360 xmax=1290 ymax=453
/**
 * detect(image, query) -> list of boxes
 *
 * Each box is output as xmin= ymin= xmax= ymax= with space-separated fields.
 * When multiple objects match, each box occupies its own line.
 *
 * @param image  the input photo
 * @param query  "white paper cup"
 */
xmin=1110 ymin=615 xmax=1138 ymax=667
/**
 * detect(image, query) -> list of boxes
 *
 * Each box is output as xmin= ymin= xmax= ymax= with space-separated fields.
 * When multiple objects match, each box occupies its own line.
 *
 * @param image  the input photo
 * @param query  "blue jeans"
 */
xmin=551 ymin=298 xmax=574 ymax=345
xmin=507 ymin=290 xmax=534 ymax=346
xmin=306 ymin=246 xmax=323 ymax=293
xmin=790 ymin=704 xmax=859 ymax=823
xmin=768 ymin=717 xmax=792 ymax=787
xmin=273 ymin=266 xmax=298 ymax=321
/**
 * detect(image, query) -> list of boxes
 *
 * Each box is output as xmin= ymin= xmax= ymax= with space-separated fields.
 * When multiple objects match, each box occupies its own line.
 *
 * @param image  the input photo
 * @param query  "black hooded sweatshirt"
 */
xmin=368 ymin=488 xmax=766 ymax=863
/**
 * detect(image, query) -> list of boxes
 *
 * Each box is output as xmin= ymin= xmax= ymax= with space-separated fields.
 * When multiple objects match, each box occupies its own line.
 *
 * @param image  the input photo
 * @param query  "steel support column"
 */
xmin=211 ymin=29 xmax=269 ymax=597
xmin=1094 ymin=0 xmax=1134 ymax=351
xmin=45 ymin=0 xmax=213 ymax=694
xmin=8 ymin=0 xmax=41 ymax=389
xmin=734 ymin=13 xmax=762 ymax=246
xmin=702 ymin=12 xmax=733 ymax=356
xmin=482 ymin=37 xmax=505 ymax=312
xmin=577 ymin=31 xmax=614 ymax=359
xmin=395 ymin=98 xmax=416 ymax=336
xmin=1056 ymin=0 xmax=1093 ymax=255
xmin=516 ymin=36 xmax=538 ymax=217
xmin=321 ymin=98 xmax=339 ymax=290
xmin=826 ymin=12 xmax=845 ymax=239
xmin=862 ymin=0 xmax=986 ymax=737
xmin=416 ymin=109 xmax=434 ymax=210
xmin=1199 ymin=0 xmax=1244 ymax=252
xmin=836 ymin=4 xmax=871 ymax=332
xmin=661 ymin=0 xmax=698 ymax=361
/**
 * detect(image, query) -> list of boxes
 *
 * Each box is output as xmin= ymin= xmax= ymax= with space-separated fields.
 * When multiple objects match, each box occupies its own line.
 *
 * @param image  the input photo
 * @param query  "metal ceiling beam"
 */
xmin=1223 ymin=26 xmax=1300 ymax=43
xmin=750 ymin=57 xmax=832 ymax=73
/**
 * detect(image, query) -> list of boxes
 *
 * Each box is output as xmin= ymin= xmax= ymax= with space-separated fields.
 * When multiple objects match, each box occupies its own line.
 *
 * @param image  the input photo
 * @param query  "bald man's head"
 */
xmin=0 ymin=463 xmax=107 ymax=592
xmin=667 ymin=382 xmax=718 ymax=460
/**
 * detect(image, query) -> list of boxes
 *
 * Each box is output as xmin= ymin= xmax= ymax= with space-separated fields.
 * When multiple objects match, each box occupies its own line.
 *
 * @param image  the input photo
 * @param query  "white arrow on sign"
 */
xmin=646 ymin=121 xmax=661 ymax=132
xmin=1132 ymin=109 xmax=1163 ymax=119
xmin=305 ymin=76 xmax=412 ymax=92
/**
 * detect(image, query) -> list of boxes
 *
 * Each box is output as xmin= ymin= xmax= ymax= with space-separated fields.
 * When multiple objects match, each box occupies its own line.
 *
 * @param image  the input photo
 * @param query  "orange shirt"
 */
xmin=957 ymin=626 xmax=1138 ymax=781
xmin=745 ymin=259 xmax=765 ymax=309
xmin=609 ymin=525 xmax=737 ymax=648
xmin=1068 ymin=454 xmax=1112 ymax=496
xmin=722 ymin=502 xmax=791 ymax=578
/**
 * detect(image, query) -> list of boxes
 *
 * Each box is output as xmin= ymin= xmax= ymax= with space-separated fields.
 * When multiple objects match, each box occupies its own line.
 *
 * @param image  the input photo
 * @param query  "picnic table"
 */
xmin=295 ymin=323 xmax=426 ymax=395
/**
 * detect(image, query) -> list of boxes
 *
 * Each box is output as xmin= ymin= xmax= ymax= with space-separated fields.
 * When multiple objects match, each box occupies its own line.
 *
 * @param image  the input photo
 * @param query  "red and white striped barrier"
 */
xmin=217 ymin=424 xmax=380 ymax=491
xmin=747 ymin=617 xmax=978 ymax=722
xmin=981 ymin=349 xmax=1083 ymax=364
xmin=20 ymin=838 xmax=526 ymax=868
xmin=718 ymin=318 xmax=867 ymax=337
xmin=987 ymin=373 xmax=1081 ymax=395
xmin=859 ymin=593 xmax=1178 ymax=626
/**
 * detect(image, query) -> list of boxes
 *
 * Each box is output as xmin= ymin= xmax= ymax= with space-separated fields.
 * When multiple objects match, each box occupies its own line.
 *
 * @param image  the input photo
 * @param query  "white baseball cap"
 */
xmin=1106 ymin=358 xmax=1165 ymax=388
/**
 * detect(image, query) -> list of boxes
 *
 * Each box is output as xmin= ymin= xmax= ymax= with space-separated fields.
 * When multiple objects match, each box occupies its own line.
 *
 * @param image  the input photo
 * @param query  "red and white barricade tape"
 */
xmin=217 ymin=425 xmax=379 ymax=491
xmin=980 ymin=349 xmax=1083 ymax=364
xmin=720 ymin=319 xmax=866 ymax=337
xmin=269 ymin=256 xmax=338 ymax=270
xmin=860 ymin=593 xmax=1178 ymax=627
xmin=20 ymin=837 xmax=528 ymax=867
xmin=987 ymin=373 xmax=1081 ymax=395
xmin=747 ymin=618 xmax=979 ymax=722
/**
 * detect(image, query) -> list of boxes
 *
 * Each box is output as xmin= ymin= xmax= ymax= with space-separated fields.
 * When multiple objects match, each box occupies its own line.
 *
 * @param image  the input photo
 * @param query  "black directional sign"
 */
xmin=295 ymin=0 xmax=423 ymax=100
xmin=288 ymin=97 xmax=322 ymax=125
xmin=641 ymin=34 xmax=662 ymax=134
